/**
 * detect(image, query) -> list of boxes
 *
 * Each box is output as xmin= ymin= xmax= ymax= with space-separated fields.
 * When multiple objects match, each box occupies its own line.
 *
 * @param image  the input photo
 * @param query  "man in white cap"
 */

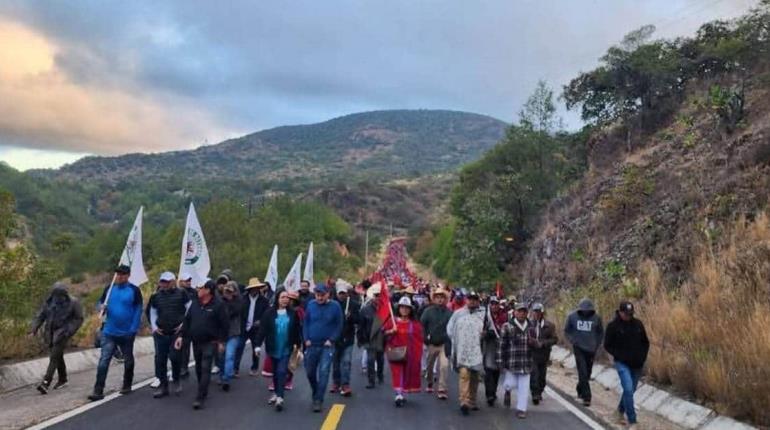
xmin=146 ymin=271 xmax=190 ymax=398
xmin=529 ymin=302 xmax=558 ymax=405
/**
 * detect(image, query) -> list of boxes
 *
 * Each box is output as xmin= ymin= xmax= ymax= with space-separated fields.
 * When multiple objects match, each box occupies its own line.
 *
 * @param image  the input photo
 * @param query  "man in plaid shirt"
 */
xmin=496 ymin=302 xmax=536 ymax=419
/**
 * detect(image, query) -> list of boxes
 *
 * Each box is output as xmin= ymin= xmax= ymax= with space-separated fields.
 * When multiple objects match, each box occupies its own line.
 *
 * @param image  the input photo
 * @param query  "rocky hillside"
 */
xmin=521 ymin=75 xmax=770 ymax=300
xmin=36 ymin=110 xmax=507 ymax=185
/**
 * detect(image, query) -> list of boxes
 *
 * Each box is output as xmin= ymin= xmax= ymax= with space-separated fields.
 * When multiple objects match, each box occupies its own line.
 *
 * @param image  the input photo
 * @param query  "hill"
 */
xmin=36 ymin=110 xmax=507 ymax=185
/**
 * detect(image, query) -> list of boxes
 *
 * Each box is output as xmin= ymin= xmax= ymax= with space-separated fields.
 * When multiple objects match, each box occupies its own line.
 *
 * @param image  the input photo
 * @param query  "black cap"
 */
xmin=115 ymin=264 xmax=131 ymax=274
xmin=619 ymin=301 xmax=635 ymax=315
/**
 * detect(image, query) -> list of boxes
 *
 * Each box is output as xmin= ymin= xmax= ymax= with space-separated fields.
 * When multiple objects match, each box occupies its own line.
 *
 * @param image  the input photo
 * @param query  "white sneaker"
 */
xmin=150 ymin=378 xmax=161 ymax=389
xmin=211 ymin=366 xmax=219 ymax=375
xmin=268 ymin=394 xmax=278 ymax=405
xmin=275 ymin=397 xmax=284 ymax=411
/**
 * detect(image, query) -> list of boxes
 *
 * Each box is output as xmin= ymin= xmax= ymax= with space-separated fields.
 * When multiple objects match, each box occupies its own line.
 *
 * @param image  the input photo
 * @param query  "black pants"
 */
xmin=180 ymin=337 xmax=192 ymax=375
xmin=530 ymin=358 xmax=548 ymax=398
xmin=484 ymin=368 xmax=500 ymax=401
xmin=193 ymin=341 xmax=216 ymax=401
xmin=44 ymin=340 xmax=68 ymax=383
xmin=236 ymin=327 xmax=260 ymax=371
xmin=573 ymin=347 xmax=595 ymax=401
xmin=366 ymin=347 xmax=384 ymax=384
xmin=153 ymin=333 xmax=181 ymax=385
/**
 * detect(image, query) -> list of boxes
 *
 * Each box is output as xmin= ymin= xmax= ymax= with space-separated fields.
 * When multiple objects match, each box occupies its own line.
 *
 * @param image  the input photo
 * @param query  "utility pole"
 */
xmin=364 ymin=229 xmax=369 ymax=274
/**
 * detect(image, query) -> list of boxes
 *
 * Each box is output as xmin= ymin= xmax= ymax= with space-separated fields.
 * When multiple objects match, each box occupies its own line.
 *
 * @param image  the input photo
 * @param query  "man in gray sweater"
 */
xmin=563 ymin=298 xmax=604 ymax=406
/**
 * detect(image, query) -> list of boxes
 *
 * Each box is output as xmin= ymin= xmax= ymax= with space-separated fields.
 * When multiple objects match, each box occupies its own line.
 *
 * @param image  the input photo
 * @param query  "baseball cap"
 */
xmin=531 ymin=303 xmax=544 ymax=312
xmin=315 ymin=283 xmax=329 ymax=294
xmin=115 ymin=264 xmax=131 ymax=274
xmin=619 ymin=301 xmax=635 ymax=315
xmin=159 ymin=271 xmax=176 ymax=282
xmin=515 ymin=302 xmax=528 ymax=311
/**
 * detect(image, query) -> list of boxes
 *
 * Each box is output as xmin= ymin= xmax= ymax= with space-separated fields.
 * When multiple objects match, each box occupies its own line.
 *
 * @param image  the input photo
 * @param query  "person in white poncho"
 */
xmin=447 ymin=290 xmax=485 ymax=416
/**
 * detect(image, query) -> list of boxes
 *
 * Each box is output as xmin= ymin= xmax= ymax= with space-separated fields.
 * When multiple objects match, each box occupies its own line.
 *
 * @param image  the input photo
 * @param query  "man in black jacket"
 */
xmin=359 ymin=284 xmax=385 ymax=388
xmin=331 ymin=282 xmax=360 ymax=396
xmin=30 ymin=282 xmax=84 ymax=394
xmin=604 ymin=301 xmax=650 ymax=427
xmin=235 ymin=278 xmax=270 ymax=376
xmin=146 ymin=272 xmax=190 ymax=398
xmin=529 ymin=303 xmax=558 ymax=405
xmin=175 ymin=280 xmax=228 ymax=410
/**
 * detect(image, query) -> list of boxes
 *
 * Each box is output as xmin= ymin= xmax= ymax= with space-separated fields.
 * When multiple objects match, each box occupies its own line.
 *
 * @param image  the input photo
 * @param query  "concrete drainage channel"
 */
xmin=549 ymin=345 xmax=756 ymax=430
xmin=0 ymin=337 xmax=155 ymax=394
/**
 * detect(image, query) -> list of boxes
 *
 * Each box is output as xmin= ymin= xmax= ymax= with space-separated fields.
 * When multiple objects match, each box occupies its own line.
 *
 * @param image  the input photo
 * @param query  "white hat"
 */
xmin=397 ymin=296 xmax=413 ymax=308
xmin=336 ymin=279 xmax=352 ymax=293
xmin=366 ymin=282 xmax=382 ymax=300
xmin=159 ymin=271 xmax=176 ymax=282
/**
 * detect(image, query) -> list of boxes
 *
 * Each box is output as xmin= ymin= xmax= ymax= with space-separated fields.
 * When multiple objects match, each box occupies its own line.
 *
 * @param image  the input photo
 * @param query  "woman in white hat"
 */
xmin=384 ymin=296 xmax=424 ymax=407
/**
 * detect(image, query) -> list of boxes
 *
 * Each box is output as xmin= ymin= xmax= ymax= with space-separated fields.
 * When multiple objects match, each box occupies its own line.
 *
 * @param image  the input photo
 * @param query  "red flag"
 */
xmin=495 ymin=282 xmax=503 ymax=299
xmin=375 ymin=281 xmax=392 ymax=324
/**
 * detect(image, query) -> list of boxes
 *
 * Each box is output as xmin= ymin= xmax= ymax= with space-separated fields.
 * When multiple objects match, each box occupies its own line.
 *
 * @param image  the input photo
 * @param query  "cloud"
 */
xmin=0 ymin=0 xmax=761 ymax=167
xmin=0 ymin=19 xmax=240 ymax=156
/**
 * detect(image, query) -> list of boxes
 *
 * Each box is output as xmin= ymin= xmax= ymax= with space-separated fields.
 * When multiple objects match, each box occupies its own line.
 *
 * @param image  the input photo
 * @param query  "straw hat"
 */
xmin=246 ymin=277 xmax=267 ymax=289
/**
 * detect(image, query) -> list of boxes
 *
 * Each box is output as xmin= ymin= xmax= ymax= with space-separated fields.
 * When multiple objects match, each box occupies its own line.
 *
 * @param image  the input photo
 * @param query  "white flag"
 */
xmin=284 ymin=253 xmax=303 ymax=293
xmin=179 ymin=202 xmax=211 ymax=288
xmin=303 ymin=242 xmax=314 ymax=286
xmin=265 ymin=245 xmax=278 ymax=291
xmin=119 ymin=207 xmax=148 ymax=287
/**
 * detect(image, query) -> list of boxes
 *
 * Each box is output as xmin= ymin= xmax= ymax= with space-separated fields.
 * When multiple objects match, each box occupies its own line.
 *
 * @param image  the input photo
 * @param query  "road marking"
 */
xmin=25 ymin=362 xmax=196 ymax=430
xmin=25 ymin=376 xmax=157 ymax=430
xmin=320 ymin=404 xmax=345 ymax=430
xmin=545 ymin=386 xmax=606 ymax=430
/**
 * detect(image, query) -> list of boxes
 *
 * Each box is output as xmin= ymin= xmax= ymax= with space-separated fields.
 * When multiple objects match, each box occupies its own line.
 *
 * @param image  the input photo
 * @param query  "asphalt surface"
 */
xmin=46 ymin=349 xmax=597 ymax=430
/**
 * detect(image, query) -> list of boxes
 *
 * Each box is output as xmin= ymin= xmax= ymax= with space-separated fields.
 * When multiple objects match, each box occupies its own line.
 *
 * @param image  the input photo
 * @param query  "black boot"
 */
xmin=88 ymin=389 xmax=105 ymax=401
xmin=153 ymin=384 xmax=169 ymax=398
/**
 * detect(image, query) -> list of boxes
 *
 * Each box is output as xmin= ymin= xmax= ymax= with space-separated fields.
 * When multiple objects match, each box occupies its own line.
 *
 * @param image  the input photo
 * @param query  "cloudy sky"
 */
xmin=0 ymin=0 xmax=758 ymax=170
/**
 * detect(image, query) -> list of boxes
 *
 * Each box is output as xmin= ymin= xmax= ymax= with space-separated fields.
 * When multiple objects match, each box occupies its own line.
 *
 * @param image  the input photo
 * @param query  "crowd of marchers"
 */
xmin=29 ymin=252 xmax=649 ymax=429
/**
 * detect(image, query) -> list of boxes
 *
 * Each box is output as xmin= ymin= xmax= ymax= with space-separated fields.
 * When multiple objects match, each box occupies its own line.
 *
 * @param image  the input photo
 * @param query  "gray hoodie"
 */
xmin=563 ymin=298 xmax=604 ymax=353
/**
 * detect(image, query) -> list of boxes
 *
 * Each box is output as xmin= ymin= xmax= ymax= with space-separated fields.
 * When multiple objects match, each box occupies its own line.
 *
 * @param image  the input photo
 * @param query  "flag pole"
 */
xmin=99 ymin=273 xmax=118 ymax=320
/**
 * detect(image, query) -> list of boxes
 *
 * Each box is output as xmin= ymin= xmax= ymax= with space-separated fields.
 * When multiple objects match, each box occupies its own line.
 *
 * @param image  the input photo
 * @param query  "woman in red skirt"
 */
xmin=385 ymin=296 xmax=424 ymax=407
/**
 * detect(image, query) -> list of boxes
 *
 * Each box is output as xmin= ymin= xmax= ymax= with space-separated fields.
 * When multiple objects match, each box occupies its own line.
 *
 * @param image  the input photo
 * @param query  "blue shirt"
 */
xmin=273 ymin=310 xmax=290 ymax=358
xmin=302 ymin=299 xmax=343 ymax=346
xmin=100 ymin=282 xmax=143 ymax=337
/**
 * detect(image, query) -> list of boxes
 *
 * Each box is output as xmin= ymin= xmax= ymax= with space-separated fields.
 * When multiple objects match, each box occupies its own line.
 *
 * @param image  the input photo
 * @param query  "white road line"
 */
xmin=25 ymin=360 xmax=197 ymax=430
xmin=545 ymin=386 xmax=607 ymax=430
xmin=25 ymin=376 xmax=157 ymax=430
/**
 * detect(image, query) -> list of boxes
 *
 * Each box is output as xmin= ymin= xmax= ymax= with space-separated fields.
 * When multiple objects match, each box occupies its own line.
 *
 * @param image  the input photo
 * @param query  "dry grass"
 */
xmin=639 ymin=213 xmax=770 ymax=425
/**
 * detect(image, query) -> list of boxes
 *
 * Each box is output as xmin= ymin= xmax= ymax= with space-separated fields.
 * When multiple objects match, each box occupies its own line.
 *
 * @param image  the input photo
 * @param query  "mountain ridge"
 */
xmin=32 ymin=109 xmax=508 ymax=185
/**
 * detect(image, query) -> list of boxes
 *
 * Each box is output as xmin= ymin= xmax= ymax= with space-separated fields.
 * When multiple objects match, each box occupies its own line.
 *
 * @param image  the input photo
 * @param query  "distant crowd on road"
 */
xmin=29 ymin=241 xmax=650 ymax=429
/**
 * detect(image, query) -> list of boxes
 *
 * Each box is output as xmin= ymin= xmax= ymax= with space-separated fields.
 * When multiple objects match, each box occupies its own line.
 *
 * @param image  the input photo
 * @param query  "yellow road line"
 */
xmin=320 ymin=404 xmax=346 ymax=430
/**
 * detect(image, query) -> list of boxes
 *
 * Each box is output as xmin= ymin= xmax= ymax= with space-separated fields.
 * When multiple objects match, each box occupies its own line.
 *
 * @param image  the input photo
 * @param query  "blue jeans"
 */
xmin=153 ymin=333 xmax=180 ymax=385
xmin=94 ymin=334 xmax=135 ymax=392
xmin=615 ymin=362 xmax=642 ymax=424
xmin=304 ymin=345 xmax=334 ymax=403
xmin=332 ymin=344 xmax=354 ymax=386
xmin=218 ymin=336 xmax=240 ymax=383
xmin=235 ymin=328 xmax=261 ymax=371
xmin=272 ymin=354 xmax=290 ymax=398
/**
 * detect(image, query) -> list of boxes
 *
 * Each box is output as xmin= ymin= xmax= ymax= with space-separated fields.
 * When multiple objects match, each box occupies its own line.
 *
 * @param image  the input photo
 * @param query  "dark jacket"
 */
xmin=529 ymin=318 xmax=558 ymax=362
xmin=222 ymin=294 xmax=243 ymax=338
xmin=604 ymin=313 xmax=650 ymax=369
xmin=183 ymin=297 xmax=229 ymax=343
xmin=241 ymin=292 xmax=270 ymax=333
xmin=31 ymin=285 xmax=84 ymax=346
xmin=335 ymin=296 xmax=361 ymax=348
xmin=564 ymin=299 xmax=604 ymax=353
xmin=420 ymin=304 xmax=452 ymax=346
xmin=254 ymin=306 xmax=302 ymax=358
xmin=145 ymin=287 xmax=189 ymax=333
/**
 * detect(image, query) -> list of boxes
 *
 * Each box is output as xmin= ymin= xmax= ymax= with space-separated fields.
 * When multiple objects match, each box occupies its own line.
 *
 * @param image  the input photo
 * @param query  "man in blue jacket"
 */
xmin=88 ymin=265 xmax=144 ymax=401
xmin=303 ymin=283 xmax=343 ymax=413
